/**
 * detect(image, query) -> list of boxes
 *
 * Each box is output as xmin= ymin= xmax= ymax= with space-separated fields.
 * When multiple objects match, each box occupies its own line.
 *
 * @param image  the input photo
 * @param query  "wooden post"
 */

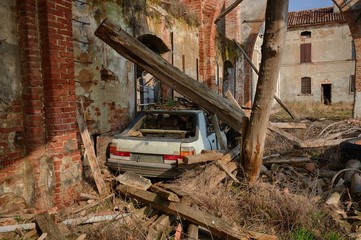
xmin=94 ymin=19 xmax=246 ymax=133
xmin=242 ymin=0 xmax=289 ymax=185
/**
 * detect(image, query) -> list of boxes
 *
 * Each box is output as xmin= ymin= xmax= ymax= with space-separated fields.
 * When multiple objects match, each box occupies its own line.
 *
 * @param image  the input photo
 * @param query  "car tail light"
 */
xmin=109 ymin=145 xmax=131 ymax=158
xmin=164 ymin=154 xmax=182 ymax=164
xmin=180 ymin=147 xmax=196 ymax=157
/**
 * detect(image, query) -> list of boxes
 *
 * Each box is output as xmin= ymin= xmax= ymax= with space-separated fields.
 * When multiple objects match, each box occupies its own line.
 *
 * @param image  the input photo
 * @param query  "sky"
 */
xmin=288 ymin=0 xmax=334 ymax=11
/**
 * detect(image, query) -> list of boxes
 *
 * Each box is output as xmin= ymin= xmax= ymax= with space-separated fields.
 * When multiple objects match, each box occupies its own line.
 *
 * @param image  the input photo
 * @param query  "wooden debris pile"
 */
xmin=0 ymin=145 xmax=278 ymax=240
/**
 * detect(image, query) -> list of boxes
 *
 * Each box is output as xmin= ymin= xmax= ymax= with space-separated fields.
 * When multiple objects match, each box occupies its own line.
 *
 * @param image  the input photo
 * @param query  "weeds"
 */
xmin=271 ymin=102 xmax=353 ymax=121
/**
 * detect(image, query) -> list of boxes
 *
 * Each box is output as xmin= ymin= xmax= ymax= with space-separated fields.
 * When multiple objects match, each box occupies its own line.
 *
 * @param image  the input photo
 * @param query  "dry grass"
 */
xmin=271 ymin=102 xmax=353 ymax=121
xmin=168 ymin=169 xmax=347 ymax=239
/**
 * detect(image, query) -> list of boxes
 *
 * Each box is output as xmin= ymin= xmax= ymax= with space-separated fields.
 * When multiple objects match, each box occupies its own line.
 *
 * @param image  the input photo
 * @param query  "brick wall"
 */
xmin=183 ymin=0 xmax=243 ymax=93
xmin=0 ymin=0 xmax=82 ymax=210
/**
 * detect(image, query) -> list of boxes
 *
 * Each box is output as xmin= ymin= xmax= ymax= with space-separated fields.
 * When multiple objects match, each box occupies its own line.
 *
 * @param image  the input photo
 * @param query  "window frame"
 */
xmin=300 ymin=77 xmax=312 ymax=95
xmin=300 ymin=43 xmax=312 ymax=63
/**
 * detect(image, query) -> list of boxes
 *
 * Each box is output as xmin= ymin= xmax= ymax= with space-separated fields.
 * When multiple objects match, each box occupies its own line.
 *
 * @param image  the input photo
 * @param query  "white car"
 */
xmin=107 ymin=109 xmax=227 ymax=178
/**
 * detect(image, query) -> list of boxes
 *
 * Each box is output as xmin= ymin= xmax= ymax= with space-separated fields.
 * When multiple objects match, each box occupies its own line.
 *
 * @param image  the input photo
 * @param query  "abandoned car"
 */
xmin=107 ymin=109 xmax=227 ymax=178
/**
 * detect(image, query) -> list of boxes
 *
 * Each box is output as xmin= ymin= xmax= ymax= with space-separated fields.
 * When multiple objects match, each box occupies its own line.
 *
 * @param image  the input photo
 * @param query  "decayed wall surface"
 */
xmin=279 ymin=22 xmax=355 ymax=104
xmin=0 ymin=0 xmax=82 ymax=211
xmin=333 ymin=0 xmax=361 ymax=118
xmin=240 ymin=0 xmax=267 ymax=107
xmin=0 ymin=0 xmax=202 ymax=211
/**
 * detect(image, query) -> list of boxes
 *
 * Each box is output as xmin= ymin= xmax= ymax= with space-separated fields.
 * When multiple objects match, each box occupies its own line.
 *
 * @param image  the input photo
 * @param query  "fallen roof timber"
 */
xmin=118 ymin=185 xmax=277 ymax=240
xmin=94 ymin=19 xmax=246 ymax=133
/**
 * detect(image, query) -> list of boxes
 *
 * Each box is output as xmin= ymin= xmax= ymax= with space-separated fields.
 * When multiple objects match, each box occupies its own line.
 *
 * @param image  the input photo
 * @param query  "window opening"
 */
xmin=301 ymin=31 xmax=311 ymax=38
xmin=301 ymin=77 xmax=311 ymax=94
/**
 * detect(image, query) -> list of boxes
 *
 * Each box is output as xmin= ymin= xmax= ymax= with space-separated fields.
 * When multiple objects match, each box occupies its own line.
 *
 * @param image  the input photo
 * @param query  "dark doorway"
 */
xmin=321 ymin=84 xmax=332 ymax=105
xmin=223 ymin=60 xmax=235 ymax=97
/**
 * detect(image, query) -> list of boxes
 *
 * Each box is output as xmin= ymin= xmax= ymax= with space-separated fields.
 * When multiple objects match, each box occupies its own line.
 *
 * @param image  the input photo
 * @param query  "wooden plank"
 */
xmin=270 ymin=122 xmax=306 ymax=129
xmin=72 ymin=193 xmax=114 ymax=215
xmin=216 ymin=160 xmax=240 ymax=184
xmin=183 ymin=152 xmax=223 ymax=165
xmin=149 ymin=185 xmax=180 ymax=202
xmin=118 ymin=185 xmax=277 ymax=240
xmin=35 ymin=211 xmax=64 ymax=240
xmin=38 ymin=233 xmax=47 ymax=240
xmin=209 ymin=162 xmax=238 ymax=189
xmin=146 ymin=214 xmax=172 ymax=240
xmin=115 ymin=171 xmax=152 ymax=191
xmin=76 ymin=107 xmax=107 ymax=195
xmin=0 ymin=223 xmax=35 ymax=233
xmin=263 ymin=157 xmax=311 ymax=166
xmin=23 ymin=229 xmax=37 ymax=240
xmin=95 ymin=19 xmax=246 ymax=133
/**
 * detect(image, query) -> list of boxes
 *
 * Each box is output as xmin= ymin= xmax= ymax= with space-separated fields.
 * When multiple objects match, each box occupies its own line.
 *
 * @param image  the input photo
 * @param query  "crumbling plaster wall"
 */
xmin=279 ymin=24 xmax=355 ymax=104
xmin=73 ymin=0 xmax=199 ymax=137
xmin=333 ymin=0 xmax=361 ymax=118
xmin=0 ymin=0 xmax=82 ymax=211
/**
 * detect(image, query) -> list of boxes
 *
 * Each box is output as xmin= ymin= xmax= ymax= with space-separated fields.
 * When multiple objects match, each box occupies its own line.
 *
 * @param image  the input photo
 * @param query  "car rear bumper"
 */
xmin=107 ymin=158 xmax=181 ymax=178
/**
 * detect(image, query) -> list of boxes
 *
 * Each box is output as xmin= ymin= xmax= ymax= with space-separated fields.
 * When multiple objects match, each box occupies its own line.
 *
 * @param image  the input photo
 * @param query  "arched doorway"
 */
xmin=136 ymin=34 xmax=169 ymax=110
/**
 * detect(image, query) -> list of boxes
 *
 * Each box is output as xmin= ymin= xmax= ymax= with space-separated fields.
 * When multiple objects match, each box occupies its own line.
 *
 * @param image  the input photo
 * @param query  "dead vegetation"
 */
xmin=1 ymin=118 xmax=360 ymax=239
xmin=271 ymin=102 xmax=353 ymax=121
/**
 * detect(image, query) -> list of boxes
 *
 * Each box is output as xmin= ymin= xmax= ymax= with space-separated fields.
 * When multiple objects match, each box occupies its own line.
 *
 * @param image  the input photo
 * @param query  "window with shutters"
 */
xmin=300 ymin=43 xmax=311 ymax=63
xmin=301 ymin=77 xmax=311 ymax=94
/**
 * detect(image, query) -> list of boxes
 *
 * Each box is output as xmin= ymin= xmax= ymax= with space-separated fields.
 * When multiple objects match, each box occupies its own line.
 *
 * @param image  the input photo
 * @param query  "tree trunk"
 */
xmin=242 ymin=0 xmax=288 ymax=185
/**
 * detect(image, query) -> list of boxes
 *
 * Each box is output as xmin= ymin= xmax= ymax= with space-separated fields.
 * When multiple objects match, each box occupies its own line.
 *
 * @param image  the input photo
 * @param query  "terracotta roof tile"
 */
xmin=288 ymin=7 xmax=346 ymax=28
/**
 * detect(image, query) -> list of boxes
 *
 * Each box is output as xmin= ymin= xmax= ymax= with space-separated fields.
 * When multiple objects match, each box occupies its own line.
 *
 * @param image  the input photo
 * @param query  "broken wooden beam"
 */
xmin=149 ymin=185 xmax=180 ymax=202
xmin=214 ymin=0 xmax=244 ymax=24
xmin=76 ymin=106 xmax=107 ymax=195
xmin=183 ymin=152 xmax=223 ymax=165
xmin=95 ymin=19 xmax=246 ymax=133
xmin=263 ymin=157 xmax=311 ymax=166
xmin=118 ymin=185 xmax=277 ymax=240
xmin=35 ymin=211 xmax=64 ymax=240
xmin=216 ymin=160 xmax=240 ymax=184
